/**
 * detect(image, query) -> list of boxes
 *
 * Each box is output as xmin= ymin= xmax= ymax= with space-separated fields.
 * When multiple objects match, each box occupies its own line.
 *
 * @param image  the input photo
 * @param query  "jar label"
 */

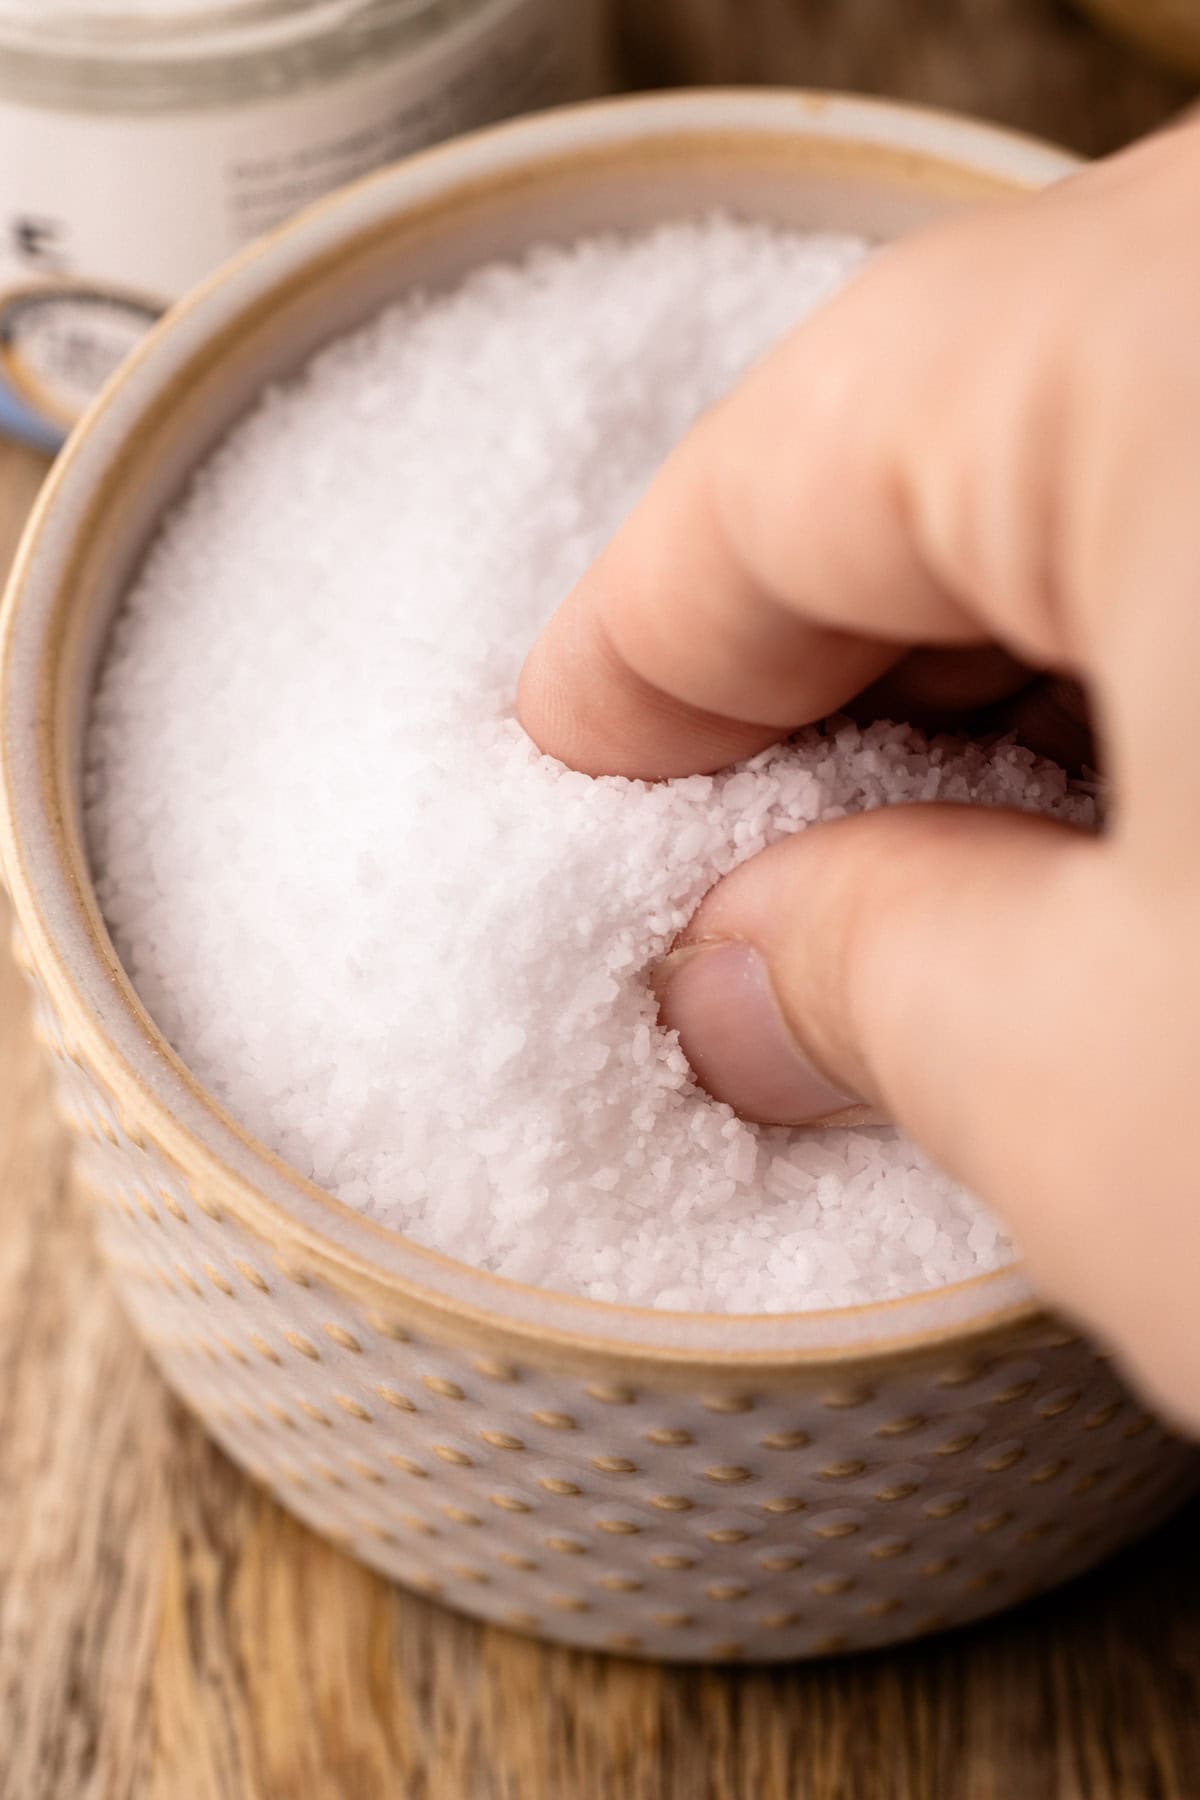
xmin=0 ymin=0 xmax=594 ymax=444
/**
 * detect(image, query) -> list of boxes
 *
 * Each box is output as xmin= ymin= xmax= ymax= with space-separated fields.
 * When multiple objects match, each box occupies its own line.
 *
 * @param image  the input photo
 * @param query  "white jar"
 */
xmin=0 ymin=0 xmax=606 ymax=444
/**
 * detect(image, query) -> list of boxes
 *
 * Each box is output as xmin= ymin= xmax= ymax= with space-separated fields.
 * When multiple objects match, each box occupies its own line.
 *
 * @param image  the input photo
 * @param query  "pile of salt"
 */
xmin=86 ymin=219 xmax=1094 ymax=1311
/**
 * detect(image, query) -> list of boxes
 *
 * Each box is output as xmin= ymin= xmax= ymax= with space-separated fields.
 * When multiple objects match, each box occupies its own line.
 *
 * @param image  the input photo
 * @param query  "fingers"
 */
xmin=519 ymin=123 xmax=1200 ymax=785
xmin=652 ymin=799 xmax=1140 ymax=1371
xmin=514 ymin=573 xmax=854 ymax=780
xmin=655 ymin=803 xmax=1096 ymax=1207
xmin=514 ymin=124 xmax=1200 ymax=1427
xmin=653 ymin=804 xmax=1200 ymax=1428
xmin=517 ymin=252 xmax=986 ymax=778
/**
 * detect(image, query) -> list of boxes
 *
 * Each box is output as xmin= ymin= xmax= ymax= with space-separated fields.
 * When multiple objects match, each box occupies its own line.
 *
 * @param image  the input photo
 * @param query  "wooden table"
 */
xmin=613 ymin=0 xmax=1194 ymax=156
xmin=3 ymin=12 xmax=1200 ymax=1790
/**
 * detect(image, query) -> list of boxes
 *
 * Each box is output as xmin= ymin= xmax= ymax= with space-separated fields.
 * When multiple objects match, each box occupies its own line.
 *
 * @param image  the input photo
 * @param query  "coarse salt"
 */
xmin=86 ymin=218 xmax=1096 ymax=1313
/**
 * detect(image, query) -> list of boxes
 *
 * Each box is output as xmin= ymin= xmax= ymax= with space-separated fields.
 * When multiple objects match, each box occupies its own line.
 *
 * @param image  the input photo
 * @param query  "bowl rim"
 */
xmin=0 ymin=87 xmax=1084 ymax=1373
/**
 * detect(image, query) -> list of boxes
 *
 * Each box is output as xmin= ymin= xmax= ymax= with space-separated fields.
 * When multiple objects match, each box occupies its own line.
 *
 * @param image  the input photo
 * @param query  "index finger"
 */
xmin=515 ymin=216 xmax=1031 ymax=779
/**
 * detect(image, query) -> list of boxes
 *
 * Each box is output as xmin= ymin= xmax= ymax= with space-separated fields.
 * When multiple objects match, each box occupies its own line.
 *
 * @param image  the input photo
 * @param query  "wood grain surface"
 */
xmin=2 ymin=12 xmax=1199 ymax=1791
xmin=613 ymin=0 xmax=1195 ymax=154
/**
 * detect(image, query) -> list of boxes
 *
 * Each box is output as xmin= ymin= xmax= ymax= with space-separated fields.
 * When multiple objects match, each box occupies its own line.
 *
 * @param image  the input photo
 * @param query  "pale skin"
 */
xmin=519 ymin=121 xmax=1200 ymax=1431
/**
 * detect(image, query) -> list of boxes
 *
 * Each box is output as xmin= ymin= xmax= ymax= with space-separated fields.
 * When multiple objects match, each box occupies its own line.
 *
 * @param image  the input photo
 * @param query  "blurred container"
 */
xmin=0 ymin=0 xmax=606 ymax=446
xmin=1073 ymin=0 xmax=1200 ymax=77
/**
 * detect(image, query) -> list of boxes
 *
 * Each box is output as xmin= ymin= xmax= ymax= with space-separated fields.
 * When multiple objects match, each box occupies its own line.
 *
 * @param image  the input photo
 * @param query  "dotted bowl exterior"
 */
xmin=13 ymin=938 xmax=1194 ymax=1662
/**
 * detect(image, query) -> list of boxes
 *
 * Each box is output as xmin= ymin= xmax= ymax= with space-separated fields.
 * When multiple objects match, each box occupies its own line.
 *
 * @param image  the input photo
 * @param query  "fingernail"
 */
xmin=653 ymin=940 xmax=861 ymax=1126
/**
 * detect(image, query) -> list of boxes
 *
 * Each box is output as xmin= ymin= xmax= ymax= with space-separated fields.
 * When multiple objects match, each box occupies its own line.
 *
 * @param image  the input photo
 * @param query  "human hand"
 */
xmin=519 ymin=123 xmax=1200 ymax=1428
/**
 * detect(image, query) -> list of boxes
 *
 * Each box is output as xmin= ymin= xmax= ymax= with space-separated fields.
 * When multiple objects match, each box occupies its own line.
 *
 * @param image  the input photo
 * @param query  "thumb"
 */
xmin=654 ymin=804 xmax=1099 ymax=1219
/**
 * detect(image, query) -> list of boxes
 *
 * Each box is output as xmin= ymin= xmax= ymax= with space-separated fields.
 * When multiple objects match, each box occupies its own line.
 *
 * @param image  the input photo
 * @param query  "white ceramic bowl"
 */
xmin=2 ymin=89 xmax=1194 ymax=1662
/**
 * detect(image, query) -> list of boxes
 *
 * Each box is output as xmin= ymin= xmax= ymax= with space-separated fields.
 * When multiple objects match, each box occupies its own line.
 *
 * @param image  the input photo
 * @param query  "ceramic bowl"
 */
xmin=2 ymin=89 xmax=1194 ymax=1663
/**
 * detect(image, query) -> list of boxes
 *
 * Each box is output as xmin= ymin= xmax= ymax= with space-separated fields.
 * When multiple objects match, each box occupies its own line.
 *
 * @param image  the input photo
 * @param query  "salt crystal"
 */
xmin=674 ymin=822 xmax=710 ymax=860
xmin=86 ymin=218 xmax=1091 ymax=1313
xmin=968 ymin=1217 xmax=999 ymax=1257
xmin=905 ymin=1216 xmax=938 ymax=1258
xmin=725 ymin=1133 xmax=758 ymax=1185
xmin=480 ymin=1022 xmax=526 ymax=1074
